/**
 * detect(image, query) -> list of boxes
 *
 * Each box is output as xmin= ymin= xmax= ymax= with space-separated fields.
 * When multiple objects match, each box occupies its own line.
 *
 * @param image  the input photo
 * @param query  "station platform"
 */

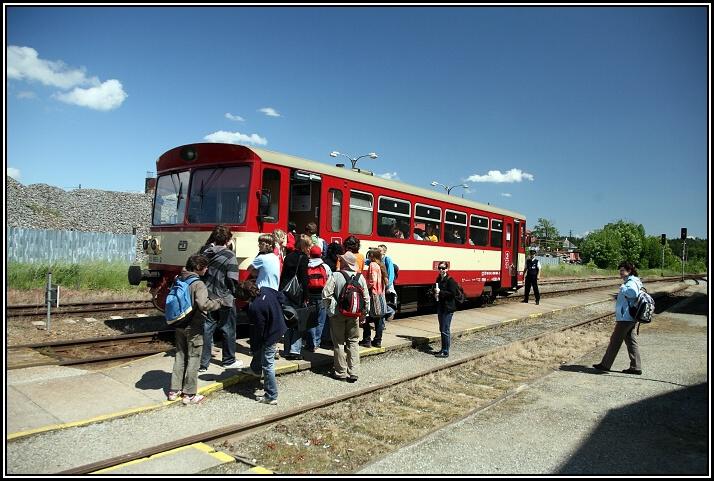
xmin=6 ymin=281 xmax=688 ymax=448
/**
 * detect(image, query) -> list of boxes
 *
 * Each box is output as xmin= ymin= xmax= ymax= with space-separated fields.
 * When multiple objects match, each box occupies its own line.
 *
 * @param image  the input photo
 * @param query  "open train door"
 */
xmin=500 ymin=216 xmax=517 ymax=289
xmin=319 ymin=175 xmax=347 ymax=245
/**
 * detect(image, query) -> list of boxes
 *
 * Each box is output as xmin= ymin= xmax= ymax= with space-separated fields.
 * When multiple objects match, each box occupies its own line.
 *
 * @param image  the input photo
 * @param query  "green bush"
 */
xmin=7 ymin=262 xmax=144 ymax=291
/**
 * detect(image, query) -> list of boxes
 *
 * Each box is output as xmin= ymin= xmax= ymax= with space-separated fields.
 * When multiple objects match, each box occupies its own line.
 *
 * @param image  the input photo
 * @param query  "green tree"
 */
xmin=531 ymin=218 xmax=561 ymax=250
xmin=602 ymin=221 xmax=645 ymax=266
xmin=580 ymin=229 xmax=622 ymax=268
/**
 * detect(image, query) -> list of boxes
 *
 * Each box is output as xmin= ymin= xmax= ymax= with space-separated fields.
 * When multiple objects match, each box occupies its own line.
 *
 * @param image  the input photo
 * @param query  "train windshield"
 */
xmin=152 ymin=171 xmax=190 ymax=225
xmin=187 ymin=166 xmax=250 ymax=224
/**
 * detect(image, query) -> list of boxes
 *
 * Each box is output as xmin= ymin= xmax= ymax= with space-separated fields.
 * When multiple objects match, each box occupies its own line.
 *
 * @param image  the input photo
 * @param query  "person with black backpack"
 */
xmin=322 ymin=251 xmax=370 ymax=382
xmin=434 ymin=262 xmax=460 ymax=358
xmin=593 ymin=261 xmax=644 ymax=375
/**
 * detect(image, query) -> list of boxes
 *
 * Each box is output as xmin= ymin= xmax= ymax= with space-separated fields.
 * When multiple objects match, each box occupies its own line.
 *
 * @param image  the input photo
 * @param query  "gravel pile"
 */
xmin=6 ymin=177 xmax=153 ymax=261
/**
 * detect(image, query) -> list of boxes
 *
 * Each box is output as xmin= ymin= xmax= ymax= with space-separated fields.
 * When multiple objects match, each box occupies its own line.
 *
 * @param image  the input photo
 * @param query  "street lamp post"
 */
xmin=330 ymin=151 xmax=378 ymax=170
xmin=430 ymin=181 xmax=469 ymax=195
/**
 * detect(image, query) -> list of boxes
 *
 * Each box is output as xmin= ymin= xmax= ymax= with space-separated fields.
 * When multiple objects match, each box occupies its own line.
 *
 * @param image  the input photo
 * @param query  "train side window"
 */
xmin=349 ymin=190 xmax=373 ymax=235
xmin=330 ymin=189 xmax=342 ymax=232
xmin=261 ymin=169 xmax=280 ymax=222
xmin=415 ymin=203 xmax=441 ymax=242
xmin=506 ymin=223 xmax=512 ymax=247
xmin=444 ymin=210 xmax=467 ymax=245
xmin=153 ymin=171 xmax=190 ymax=225
xmin=491 ymin=219 xmax=503 ymax=248
xmin=469 ymin=215 xmax=489 ymax=246
xmin=377 ymin=196 xmax=410 ymax=239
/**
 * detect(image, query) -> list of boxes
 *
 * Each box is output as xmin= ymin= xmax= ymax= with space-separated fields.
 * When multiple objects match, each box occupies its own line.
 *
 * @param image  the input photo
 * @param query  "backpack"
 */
xmin=337 ymin=271 xmax=366 ymax=318
xmin=165 ymin=276 xmax=199 ymax=326
xmin=307 ymin=263 xmax=328 ymax=291
xmin=393 ymin=263 xmax=399 ymax=282
xmin=628 ymin=285 xmax=655 ymax=323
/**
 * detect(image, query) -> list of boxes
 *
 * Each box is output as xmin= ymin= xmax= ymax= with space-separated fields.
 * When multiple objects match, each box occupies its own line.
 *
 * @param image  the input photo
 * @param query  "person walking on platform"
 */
xmin=434 ymin=262 xmax=459 ymax=358
xmin=168 ymin=254 xmax=222 ymax=405
xmin=360 ymin=248 xmax=389 ymax=348
xmin=199 ymin=225 xmax=242 ymax=372
xmin=522 ymin=249 xmax=541 ymax=305
xmin=322 ymin=251 xmax=370 ymax=382
xmin=593 ymin=261 xmax=643 ymax=375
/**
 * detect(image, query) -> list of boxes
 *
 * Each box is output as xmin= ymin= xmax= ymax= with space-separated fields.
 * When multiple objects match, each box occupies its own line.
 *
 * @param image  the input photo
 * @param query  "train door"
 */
xmin=512 ymin=220 xmax=521 ymax=287
xmin=320 ymin=176 xmax=347 ymax=245
xmin=258 ymin=165 xmax=290 ymax=233
xmin=500 ymin=216 xmax=516 ymax=288
xmin=289 ymin=170 xmax=322 ymax=237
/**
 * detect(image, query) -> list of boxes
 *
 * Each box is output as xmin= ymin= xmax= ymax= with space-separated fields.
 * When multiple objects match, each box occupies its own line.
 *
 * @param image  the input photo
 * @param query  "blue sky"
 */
xmin=6 ymin=6 xmax=709 ymax=239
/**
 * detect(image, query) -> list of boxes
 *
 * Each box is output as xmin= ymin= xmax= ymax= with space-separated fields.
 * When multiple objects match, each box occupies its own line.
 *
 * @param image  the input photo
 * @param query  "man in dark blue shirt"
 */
xmin=522 ymin=249 xmax=541 ymax=305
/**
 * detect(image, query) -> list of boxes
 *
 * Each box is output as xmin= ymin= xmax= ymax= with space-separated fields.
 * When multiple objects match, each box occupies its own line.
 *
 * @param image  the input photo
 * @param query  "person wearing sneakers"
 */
xmin=434 ymin=262 xmax=460 ymax=358
xmin=360 ymin=248 xmax=389 ymax=348
xmin=593 ymin=261 xmax=643 ymax=375
xmin=244 ymin=236 xmax=288 ymax=405
xmin=168 ymin=254 xmax=222 ymax=405
xmin=322 ymin=251 xmax=370 ymax=383
xmin=199 ymin=225 xmax=243 ymax=372
xmin=305 ymin=244 xmax=332 ymax=352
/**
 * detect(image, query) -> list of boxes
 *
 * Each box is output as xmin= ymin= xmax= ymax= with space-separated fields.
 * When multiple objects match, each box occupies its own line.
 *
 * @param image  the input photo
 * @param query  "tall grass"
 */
xmin=541 ymin=263 xmax=699 ymax=278
xmin=7 ymin=262 xmax=144 ymax=291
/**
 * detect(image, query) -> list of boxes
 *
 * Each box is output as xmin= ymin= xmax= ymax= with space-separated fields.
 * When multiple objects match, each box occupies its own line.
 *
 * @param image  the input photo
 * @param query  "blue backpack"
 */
xmin=165 ymin=276 xmax=199 ymax=326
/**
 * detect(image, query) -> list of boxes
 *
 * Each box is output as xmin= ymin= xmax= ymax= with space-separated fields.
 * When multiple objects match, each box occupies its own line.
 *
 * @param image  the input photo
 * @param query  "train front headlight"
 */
xmin=142 ymin=239 xmax=149 ymax=252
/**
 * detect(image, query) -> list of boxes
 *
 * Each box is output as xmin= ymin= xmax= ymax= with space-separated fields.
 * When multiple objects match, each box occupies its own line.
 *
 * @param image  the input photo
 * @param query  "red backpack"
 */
xmin=338 ymin=271 xmax=366 ymax=318
xmin=307 ymin=263 xmax=328 ymax=291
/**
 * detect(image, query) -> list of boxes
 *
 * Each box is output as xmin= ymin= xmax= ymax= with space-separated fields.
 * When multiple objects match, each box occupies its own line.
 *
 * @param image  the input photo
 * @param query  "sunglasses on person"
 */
xmin=438 ymin=266 xmax=448 ymax=270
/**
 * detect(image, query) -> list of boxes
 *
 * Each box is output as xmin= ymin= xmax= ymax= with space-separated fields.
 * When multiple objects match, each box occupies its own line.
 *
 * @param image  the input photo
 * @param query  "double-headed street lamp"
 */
xmin=431 ymin=181 xmax=469 ymax=195
xmin=330 ymin=151 xmax=378 ymax=170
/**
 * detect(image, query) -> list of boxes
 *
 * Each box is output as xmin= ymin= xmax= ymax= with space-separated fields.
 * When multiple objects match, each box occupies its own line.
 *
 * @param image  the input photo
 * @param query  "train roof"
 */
xmin=249 ymin=146 xmax=526 ymax=220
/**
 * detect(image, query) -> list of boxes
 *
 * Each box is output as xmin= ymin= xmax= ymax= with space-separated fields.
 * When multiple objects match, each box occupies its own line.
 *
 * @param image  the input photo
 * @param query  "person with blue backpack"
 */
xmin=167 ymin=254 xmax=222 ymax=405
xmin=593 ymin=261 xmax=644 ymax=375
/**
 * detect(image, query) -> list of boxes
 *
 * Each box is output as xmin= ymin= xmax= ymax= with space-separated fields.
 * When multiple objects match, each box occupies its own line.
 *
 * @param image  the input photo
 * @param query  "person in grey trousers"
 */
xmin=169 ymin=254 xmax=222 ymax=404
xmin=322 ymin=251 xmax=370 ymax=383
xmin=593 ymin=261 xmax=643 ymax=375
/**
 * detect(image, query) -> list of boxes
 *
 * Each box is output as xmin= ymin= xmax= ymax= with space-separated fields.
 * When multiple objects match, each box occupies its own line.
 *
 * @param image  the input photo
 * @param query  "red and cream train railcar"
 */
xmin=128 ymin=143 xmax=527 ymax=311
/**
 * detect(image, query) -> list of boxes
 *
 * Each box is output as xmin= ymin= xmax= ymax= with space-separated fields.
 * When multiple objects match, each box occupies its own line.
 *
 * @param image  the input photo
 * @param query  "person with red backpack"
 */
xmin=305 ymin=245 xmax=332 ymax=352
xmin=322 ymin=251 xmax=370 ymax=382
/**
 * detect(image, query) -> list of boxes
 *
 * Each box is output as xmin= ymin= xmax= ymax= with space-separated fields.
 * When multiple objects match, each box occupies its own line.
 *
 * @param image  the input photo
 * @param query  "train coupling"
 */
xmin=128 ymin=265 xmax=163 ymax=286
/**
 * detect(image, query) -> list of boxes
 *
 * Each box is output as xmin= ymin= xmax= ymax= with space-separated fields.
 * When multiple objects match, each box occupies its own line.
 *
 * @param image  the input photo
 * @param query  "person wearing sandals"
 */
xmin=168 ymin=254 xmax=222 ymax=405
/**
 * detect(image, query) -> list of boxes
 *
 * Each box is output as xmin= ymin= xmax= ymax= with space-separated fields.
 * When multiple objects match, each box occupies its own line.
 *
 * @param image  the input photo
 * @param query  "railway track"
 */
xmin=57 ymin=285 xmax=689 ymax=475
xmin=7 ymin=299 xmax=157 ymax=319
xmin=7 ymin=331 xmax=175 ymax=370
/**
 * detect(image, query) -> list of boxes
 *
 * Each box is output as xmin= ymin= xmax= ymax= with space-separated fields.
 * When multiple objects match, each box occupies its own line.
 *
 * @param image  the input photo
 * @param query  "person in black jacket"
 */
xmin=279 ymin=234 xmax=310 ymax=359
xmin=245 ymin=283 xmax=287 ymax=405
xmin=434 ymin=262 xmax=459 ymax=358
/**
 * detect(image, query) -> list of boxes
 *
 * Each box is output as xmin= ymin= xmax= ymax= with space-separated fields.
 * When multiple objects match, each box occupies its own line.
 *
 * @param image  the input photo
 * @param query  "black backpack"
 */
xmin=454 ymin=283 xmax=467 ymax=306
xmin=393 ymin=263 xmax=399 ymax=281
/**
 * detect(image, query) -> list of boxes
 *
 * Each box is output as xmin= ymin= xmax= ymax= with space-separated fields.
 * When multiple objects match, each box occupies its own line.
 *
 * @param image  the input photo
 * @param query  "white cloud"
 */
xmin=379 ymin=172 xmax=399 ymax=180
xmin=54 ymin=79 xmax=127 ymax=111
xmin=8 ymin=45 xmax=127 ymax=111
xmin=7 ymin=46 xmax=95 ymax=89
xmin=7 ymin=167 xmax=21 ymax=180
xmin=225 ymin=112 xmax=245 ymax=122
xmin=17 ymin=91 xmax=36 ymax=99
xmin=466 ymin=168 xmax=534 ymax=183
xmin=259 ymin=107 xmax=281 ymax=117
xmin=500 ymin=193 xmax=512 ymax=197
xmin=204 ymin=130 xmax=268 ymax=146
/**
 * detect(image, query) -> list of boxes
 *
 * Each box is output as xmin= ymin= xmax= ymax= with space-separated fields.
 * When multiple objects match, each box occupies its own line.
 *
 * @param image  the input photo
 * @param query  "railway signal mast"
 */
xmin=660 ymin=234 xmax=666 ymax=276
xmin=680 ymin=227 xmax=687 ymax=281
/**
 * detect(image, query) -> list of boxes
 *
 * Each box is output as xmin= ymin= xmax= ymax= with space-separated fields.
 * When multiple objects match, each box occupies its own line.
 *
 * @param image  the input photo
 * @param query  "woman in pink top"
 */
xmin=360 ymin=249 xmax=389 ymax=348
